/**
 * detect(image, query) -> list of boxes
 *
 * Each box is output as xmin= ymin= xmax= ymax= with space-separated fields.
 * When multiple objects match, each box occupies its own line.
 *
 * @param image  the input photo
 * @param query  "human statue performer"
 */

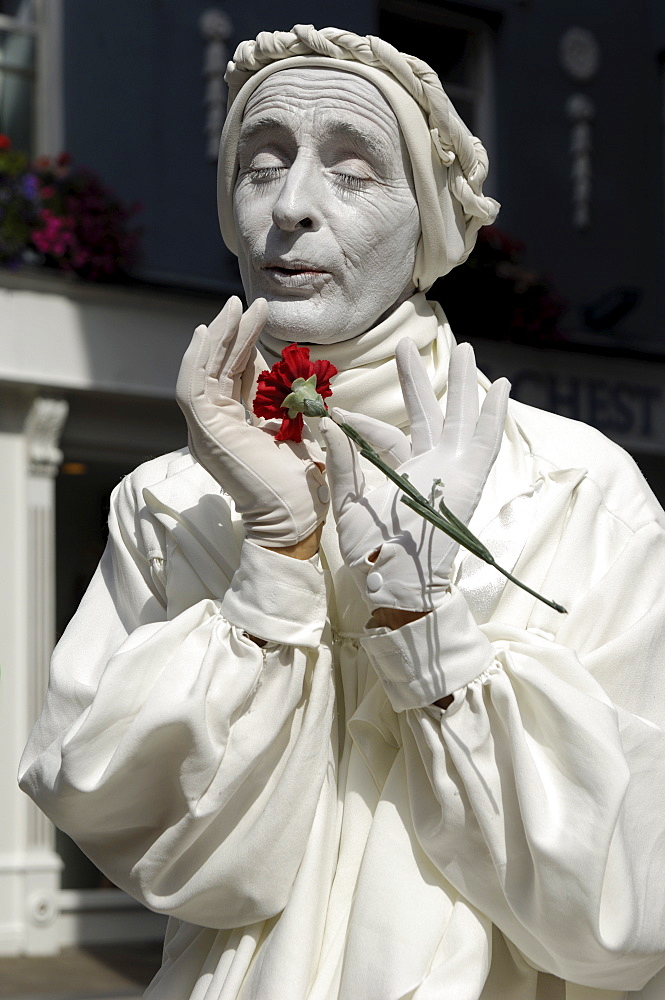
xmin=19 ymin=24 xmax=665 ymax=1000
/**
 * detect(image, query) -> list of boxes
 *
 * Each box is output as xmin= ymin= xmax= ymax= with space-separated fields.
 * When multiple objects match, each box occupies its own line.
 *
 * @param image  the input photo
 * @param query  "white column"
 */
xmin=0 ymin=394 xmax=67 ymax=956
xmin=22 ymin=398 xmax=68 ymax=954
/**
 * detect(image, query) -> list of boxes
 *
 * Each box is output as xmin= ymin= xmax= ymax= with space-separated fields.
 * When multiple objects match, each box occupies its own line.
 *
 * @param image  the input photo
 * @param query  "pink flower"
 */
xmin=32 ymin=209 xmax=75 ymax=257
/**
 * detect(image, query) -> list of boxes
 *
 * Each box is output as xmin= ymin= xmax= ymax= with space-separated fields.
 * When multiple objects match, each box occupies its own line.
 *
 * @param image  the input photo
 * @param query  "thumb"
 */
xmin=320 ymin=417 xmax=366 ymax=519
xmin=330 ymin=408 xmax=410 ymax=469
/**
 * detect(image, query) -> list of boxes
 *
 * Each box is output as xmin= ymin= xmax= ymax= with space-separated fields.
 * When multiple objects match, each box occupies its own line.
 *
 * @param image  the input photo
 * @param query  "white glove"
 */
xmin=176 ymin=296 xmax=328 ymax=548
xmin=320 ymin=339 xmax=509 ymax=612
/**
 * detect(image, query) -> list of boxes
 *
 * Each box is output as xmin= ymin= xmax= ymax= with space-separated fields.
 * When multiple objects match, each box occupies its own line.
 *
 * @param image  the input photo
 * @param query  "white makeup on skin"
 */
xmin=233 ymin=67 xmax=421 ymax=344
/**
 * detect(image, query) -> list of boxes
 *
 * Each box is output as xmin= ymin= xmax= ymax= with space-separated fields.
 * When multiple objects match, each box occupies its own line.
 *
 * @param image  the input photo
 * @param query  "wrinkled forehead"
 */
xmin=241 ymin=66 xmax=403 ymax=148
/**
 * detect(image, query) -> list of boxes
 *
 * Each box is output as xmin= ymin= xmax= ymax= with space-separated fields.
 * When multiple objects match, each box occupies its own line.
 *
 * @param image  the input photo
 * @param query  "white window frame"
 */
xmin=0 ymin=0 xmax=63 ymax=156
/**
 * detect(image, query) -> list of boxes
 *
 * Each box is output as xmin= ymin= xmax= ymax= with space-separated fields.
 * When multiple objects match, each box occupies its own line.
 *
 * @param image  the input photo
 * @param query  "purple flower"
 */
xmin=21 ymin=173 xmax=39 ymax=200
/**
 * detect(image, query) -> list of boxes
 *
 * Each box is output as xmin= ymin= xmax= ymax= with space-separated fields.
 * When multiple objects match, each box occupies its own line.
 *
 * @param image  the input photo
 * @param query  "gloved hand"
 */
xmin=320 ymin=339 xmax=509 ymax=612
xmin=176 ymin=296 xmax=328 ymax=548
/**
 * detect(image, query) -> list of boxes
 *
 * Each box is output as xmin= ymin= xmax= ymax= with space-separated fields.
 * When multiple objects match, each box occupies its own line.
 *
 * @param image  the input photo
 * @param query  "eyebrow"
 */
xmin=239 ymin=115 xmax=286 ymax=139
xmin=319 ymin=119 xmax=391 ymax=165
xmin=238 ymin=115 xmax=294 ymax=151
xmin=238 ymin=114 xmax=392 ymax=167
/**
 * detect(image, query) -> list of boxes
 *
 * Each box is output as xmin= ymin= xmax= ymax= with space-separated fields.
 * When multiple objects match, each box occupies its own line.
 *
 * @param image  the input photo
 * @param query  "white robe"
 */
xmin=18 ymin=316 xmax=665 ymax=999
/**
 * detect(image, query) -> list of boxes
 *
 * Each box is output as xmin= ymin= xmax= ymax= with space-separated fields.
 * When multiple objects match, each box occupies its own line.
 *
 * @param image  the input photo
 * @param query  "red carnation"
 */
xmin=254 ymin=343 xmax=337 ymax=443
xmin=0 ymin=134 xmax=11 ymax=150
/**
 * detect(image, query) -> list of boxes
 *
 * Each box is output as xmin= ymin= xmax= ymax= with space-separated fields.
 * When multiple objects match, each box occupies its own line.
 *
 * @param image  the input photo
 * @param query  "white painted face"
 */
xmin=233 ymin=67 xmax=421 ymax=344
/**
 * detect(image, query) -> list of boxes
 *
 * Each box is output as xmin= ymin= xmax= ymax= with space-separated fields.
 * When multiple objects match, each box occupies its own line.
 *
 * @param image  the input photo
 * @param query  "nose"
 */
xmin=271 ymin=154 xmax=322 ymax=233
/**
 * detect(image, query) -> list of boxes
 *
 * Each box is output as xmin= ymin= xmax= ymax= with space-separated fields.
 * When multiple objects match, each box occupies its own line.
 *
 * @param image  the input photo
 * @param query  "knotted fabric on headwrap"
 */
xmin=218 ymin=24 xmax=500 ymax=290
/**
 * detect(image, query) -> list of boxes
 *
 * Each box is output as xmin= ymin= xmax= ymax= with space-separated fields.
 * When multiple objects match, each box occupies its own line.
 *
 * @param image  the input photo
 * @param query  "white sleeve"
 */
xmin=361 ymin=517 xmax=665 ymax=992
xmin=18 ymin=471 xmax=334 ymax=930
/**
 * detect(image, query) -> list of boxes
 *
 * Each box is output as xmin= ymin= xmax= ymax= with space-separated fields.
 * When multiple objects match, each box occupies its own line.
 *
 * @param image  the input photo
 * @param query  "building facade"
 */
xmin=1 ymin=0 xmax=665 ymax=955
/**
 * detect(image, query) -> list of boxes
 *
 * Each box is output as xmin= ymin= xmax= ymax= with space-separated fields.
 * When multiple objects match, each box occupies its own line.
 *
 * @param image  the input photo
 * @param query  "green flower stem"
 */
xmin=401 ymin=496 xmax=567 ymax=614
xmin=334 ymin=419 xmax=428 ymax=505
xmin=332 ymin=416 xmax=567 ymax=615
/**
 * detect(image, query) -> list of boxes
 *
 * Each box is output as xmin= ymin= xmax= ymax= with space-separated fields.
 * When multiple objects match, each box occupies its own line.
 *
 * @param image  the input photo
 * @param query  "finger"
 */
xmin=227 ymin=299 xmax=269 ymax=382
xmin=241 ymin=344 xmax=270 ymax=415
xmin=210 ymin=298 xmax=268 ymax=402
xmin=395 ymin=338 xmax=443 ymax=456
xmin=320 ymin=417 xmax=367 ymax=519
xmin=175 ymin=323 xmax=243 ymax=456
xmin=443 ymin=343 xmax=479 ymax=457
xmin=175 ymin=323 xmax=212 ymax=414
xmin=465 ymin=377 xmax=510 ymax=476
xmin=298 ymin=422 xmax=326 ymax=470
xmin=218 ymin=298 xmax=269 ymax=403
xmin=207 ymin=296 xmax=244 ymax=378
xmin=330 ymin=407 xmax=410 ymax=468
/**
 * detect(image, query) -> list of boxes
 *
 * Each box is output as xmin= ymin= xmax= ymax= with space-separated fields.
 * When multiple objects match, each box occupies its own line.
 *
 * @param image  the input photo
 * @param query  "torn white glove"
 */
xmin=176 ymin=296 xmax=328 ymax=548
xmin=320 ymin=339 xmax=509 ymax=612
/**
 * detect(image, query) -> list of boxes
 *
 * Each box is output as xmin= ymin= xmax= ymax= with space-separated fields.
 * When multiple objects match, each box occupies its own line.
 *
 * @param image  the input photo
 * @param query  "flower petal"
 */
xmin=275 ymin=413 xmax=304 ymax=442
xmin=252 ymin=344 xmax=337 ymax=436
xmin=281 ymin=344 xmax=315 ymax=383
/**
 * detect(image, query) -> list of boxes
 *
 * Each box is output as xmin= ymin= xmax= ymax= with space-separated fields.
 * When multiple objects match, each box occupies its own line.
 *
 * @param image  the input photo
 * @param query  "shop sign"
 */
xmin=473 ymin=342 xmax=665 ymax=454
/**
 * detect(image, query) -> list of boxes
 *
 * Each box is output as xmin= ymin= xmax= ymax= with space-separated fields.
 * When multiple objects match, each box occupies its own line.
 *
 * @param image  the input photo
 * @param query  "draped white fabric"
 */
xmin=19 ymin=297 xmax=665 ymax=1000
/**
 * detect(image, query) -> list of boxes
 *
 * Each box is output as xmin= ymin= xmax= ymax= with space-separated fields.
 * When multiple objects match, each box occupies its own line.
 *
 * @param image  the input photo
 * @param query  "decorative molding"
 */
xmin=566 ymin=93 xmax=595 ymax=230
xmin=559 ymin=27 xmax=600 ymax=82
xmin=24 ymin=397 xmax=68 ymax=478
xmin=27 ymin=890 xmax=58 ymax=927
xmin=200 ymin=8 xmax=233 ymax=160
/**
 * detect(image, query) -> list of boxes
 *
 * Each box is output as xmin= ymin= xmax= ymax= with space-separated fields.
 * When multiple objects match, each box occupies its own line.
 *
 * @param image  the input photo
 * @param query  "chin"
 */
xmin=263 ymin=296 xmax=365 ymax=345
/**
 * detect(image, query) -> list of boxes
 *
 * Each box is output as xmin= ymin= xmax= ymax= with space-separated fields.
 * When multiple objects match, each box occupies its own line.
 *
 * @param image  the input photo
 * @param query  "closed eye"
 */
xmin=249 ymin=166 xmax=285 ymax=183
xmin=330 ymin=172 xmax=371 ymax=191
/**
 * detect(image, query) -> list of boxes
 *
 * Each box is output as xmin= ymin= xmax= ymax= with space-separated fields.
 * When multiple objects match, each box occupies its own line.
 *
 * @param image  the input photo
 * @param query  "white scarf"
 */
xmin=259 ymin=292 xmax=454 ymax=430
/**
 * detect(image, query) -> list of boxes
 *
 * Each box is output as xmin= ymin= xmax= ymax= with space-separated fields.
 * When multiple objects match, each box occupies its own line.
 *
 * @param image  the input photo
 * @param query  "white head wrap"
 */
xmin=217 ymin=24 xmax=500 ymax=291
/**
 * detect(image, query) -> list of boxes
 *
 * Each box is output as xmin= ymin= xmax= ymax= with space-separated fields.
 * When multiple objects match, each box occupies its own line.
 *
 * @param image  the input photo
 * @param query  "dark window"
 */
xmin=0 ymin=0 xmax=38 ymax=152
xmin=378 ymin=0 xmax=495 ymax=140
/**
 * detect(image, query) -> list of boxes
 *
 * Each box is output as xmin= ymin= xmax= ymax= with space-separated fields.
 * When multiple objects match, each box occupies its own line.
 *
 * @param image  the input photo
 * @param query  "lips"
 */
xmin=261 ymin=258 xmax=332 ymax=290
xmin=263 ymin=259 xmax=328 ymax=276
